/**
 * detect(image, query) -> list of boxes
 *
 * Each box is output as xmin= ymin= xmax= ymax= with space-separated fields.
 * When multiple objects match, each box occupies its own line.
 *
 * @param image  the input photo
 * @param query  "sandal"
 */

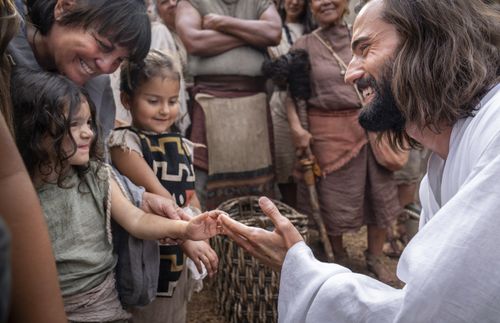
xmin=364 ymin=250 xmax=397 ymax=285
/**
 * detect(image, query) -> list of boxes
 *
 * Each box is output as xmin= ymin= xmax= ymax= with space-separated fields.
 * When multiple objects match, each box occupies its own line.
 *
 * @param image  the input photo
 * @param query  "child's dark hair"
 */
xmin=11 ymin=68 xmax=103 ymax=186
xmin=120 ymin=49 xmax=180 ymax=96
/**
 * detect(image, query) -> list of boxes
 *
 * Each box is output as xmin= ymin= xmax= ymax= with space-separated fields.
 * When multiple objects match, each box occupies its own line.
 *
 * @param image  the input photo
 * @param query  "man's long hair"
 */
xmin=382 ymin=0 xmax=500 ymax=134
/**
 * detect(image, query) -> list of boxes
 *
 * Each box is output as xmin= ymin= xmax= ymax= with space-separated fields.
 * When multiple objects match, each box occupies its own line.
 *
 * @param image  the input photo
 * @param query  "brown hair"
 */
xmin=0 ymin=0 xmax=20 ymax=134
xmin=382 ymin=0 xmax=500 ymax=137
xmin=12 ymin=68 xmax=104 ymax=187
xmin=120 ymin=49 xmax=180 ymax=96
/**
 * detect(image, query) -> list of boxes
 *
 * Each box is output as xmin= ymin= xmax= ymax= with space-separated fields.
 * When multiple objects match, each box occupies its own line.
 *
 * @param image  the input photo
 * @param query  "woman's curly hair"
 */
xmin=11 ymin=68 xmax=103 ymax=187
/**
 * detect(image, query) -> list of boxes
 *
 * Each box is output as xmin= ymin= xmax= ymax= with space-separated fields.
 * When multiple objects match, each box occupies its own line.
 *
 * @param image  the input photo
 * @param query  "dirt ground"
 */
xmin=186 ymin=226 xmax=404 ymax=323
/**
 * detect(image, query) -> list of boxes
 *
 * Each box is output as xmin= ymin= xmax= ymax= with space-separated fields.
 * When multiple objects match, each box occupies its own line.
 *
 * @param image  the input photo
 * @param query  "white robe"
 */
xmin=278 ymin=83 xmax=500 ymax=323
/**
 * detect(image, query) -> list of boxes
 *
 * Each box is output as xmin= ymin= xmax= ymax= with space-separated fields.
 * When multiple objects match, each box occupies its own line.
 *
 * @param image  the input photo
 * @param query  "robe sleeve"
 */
xmin=279 ymin=242 xmax=403 ymax=323
xmin=280 ymin=121 xmax=500 ymax=322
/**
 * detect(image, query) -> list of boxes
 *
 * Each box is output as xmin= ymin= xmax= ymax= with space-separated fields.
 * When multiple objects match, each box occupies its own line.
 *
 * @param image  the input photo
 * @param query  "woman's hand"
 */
xmin=219 ymin=197 xmax=303 ymax=271
xmin=185 ymin=210 xmax=225 ymax=241
xmin=291 ymin=126 xmax=313 ymax=158
xmin=181 ymin=240 xmax=219 ymax=278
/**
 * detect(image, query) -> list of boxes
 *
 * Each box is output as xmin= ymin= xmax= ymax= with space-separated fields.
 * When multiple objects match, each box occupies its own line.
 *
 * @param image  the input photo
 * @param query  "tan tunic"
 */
xmin=187 ymin=0 xmax=273 ymax=77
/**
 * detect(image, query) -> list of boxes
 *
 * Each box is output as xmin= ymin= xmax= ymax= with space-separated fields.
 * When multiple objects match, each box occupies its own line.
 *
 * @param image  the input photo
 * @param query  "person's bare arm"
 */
xmin=110 ymin=177 xmax=222 ymax=241
xmin=176 ymin=1 xmax=245 ymax=56
xmin=110 ymin=147 xmax=174 ymax=200
xmin=203 ymin=5 xmax=281 ymax=48
xmin=0 ymin=115 xmax=66 ymax=323
xmin=285 ymin=94 xmax=312 ymax=157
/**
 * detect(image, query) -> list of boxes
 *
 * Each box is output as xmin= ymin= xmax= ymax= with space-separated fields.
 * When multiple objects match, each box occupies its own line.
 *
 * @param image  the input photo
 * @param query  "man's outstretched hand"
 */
xmin=219 ymin=197 xmax=303 ymax=271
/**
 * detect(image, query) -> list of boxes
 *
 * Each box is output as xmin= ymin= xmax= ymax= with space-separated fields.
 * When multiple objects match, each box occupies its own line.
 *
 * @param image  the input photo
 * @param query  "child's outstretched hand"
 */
xmin=186 ymin=210 xmax=225 ymax=241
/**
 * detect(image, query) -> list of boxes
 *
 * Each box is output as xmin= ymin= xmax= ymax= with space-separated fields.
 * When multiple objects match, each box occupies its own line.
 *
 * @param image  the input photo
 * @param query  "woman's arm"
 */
xmin=285 ymin=94 xmax=312 ymax=157
xmin=0 ymin=115 xmax=66 ymax=323
xmin=110 ymin=177 xmax=221 ymax=241
xmin=110 ymin=147 xmax=174 ymax=200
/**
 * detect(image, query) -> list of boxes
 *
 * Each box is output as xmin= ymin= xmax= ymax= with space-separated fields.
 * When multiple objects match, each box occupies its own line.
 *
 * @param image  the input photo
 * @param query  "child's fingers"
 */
xmin=200 ymin=254 xmax=214 ymax=277
xmin=204 ymin=248 xmax=218 ymax=276
xmin=194 ymin=257 xmax=204 ymax=274
xmin=205 ymin=209 xmax=228 ymax=219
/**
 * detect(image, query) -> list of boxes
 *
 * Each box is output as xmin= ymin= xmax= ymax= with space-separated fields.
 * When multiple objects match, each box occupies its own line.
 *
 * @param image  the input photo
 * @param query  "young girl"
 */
xmin=11 ymin=68 xmax=222 ymax=322
xmin=108 ymin=50 xmax=217 ymax=323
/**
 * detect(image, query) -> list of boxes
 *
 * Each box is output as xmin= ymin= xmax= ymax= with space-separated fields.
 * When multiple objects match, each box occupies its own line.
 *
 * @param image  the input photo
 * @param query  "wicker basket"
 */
xmin=212 ymin=196 xmax=309 ymax=323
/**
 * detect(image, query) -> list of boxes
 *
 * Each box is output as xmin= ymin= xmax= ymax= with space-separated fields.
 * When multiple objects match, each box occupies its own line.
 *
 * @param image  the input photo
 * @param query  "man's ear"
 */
xmin=120 ymin=92 xmax=132 ymax=111
xmin=54 ymin=0 xmax=77 ymax=21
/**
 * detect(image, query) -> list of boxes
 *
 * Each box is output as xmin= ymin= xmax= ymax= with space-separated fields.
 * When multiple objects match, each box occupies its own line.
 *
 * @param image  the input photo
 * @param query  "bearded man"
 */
xmin=219 ymin=0 xmax=500 ymax=321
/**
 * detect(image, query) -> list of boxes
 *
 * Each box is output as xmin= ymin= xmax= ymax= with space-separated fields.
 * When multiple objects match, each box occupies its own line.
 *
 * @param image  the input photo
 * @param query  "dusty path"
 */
xmin=187 ymin=226 xmax=403 ymax=323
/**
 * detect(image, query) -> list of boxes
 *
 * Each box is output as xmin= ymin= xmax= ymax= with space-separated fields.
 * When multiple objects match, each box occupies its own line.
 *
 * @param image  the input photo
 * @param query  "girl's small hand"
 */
xmin=185 ymin=210 xmax=225 ymax=241
xmin=181 ymin=240 xmax=219 ymax=277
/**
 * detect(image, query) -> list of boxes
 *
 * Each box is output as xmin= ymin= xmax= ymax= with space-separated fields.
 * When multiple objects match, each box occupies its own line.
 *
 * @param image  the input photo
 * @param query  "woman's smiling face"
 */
xmin=46 ymin=25 xmax=129 ymax=86
xmin=310 ymin=0 xmax=348 ymax=27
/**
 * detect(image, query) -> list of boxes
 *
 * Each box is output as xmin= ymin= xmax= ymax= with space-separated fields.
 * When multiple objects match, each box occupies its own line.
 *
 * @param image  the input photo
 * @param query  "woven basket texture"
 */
xmin=213 ymin=196 xmax=309 ymax=323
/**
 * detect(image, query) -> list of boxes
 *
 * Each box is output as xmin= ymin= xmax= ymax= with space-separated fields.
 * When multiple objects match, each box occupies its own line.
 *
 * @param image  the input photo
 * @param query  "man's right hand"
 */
xmin=219 ymin=197 xmax=304 ymax=271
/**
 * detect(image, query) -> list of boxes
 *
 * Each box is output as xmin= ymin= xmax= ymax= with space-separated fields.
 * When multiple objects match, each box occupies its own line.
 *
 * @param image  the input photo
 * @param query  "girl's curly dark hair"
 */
xmin=262 ymin=48 xmax=311 ymax=101
xmin=11 ymin=68 xmax=103 ymax=187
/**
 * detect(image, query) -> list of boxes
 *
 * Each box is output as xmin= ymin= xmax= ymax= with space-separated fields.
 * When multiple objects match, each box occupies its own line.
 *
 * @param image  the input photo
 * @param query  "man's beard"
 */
xmin=357 ymin=66 xmax=406 ymax=133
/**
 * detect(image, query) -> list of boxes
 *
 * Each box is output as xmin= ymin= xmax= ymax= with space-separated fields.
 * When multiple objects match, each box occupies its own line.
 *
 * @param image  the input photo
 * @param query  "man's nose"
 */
xmin=345 ymin=57 xmax=363 ymax=85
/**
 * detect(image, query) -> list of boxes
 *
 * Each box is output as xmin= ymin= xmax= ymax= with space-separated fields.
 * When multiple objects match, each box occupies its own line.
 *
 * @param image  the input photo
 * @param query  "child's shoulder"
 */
xmin=108 ymin=127 xmax=143 ymax=156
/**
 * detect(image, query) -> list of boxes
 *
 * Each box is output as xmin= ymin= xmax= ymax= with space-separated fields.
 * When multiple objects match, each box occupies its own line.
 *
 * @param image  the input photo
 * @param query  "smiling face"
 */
xmin=310 ymin=0 xmax=348 ymax=27
xmin=124 ymin=75 xmax=180 ymax=133
xmin=284 ymin=0 xmax=306 ymax=23
xmin=46 ymin=25 xmax=129 ymax=86
xmin=64 ymin=99 xmax=95 ymax=166
xmin=345 ymin=0 xmax=405 ymax=132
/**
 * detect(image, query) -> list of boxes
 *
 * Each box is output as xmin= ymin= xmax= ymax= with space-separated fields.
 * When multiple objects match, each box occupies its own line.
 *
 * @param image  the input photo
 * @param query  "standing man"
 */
xmin=176 ymin=0 xmax=281 ymax=210
xmin=220 ymin=0 xmax=500 ymax=321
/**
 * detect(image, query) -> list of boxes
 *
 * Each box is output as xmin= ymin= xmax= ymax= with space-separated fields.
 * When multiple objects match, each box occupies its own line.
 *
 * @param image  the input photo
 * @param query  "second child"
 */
xmin=109 ymin=49 xmax=218 ymax=323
